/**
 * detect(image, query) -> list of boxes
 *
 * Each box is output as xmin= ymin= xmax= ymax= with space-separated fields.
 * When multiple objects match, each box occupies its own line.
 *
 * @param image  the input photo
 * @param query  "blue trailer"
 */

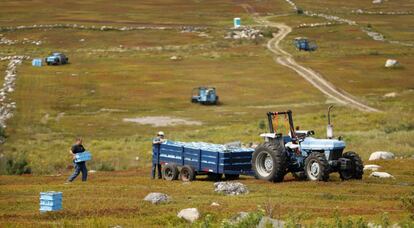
xmin=152 ymin=141 xmax=254 ymax=181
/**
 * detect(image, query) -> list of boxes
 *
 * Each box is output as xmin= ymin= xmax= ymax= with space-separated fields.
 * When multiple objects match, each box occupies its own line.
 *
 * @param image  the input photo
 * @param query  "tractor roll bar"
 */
xmin=267 ymin=110 xmax=297 ymax=141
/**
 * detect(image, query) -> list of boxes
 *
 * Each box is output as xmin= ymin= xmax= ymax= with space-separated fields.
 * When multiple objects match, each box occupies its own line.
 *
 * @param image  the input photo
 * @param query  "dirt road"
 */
xmin=250 ymin=13 xmax=380 ymax=112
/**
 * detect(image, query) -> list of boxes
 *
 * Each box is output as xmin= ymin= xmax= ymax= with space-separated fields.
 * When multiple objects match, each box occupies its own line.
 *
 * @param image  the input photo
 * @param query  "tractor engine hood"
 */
xmin=300 ymin=137 xmax=345 ymax=151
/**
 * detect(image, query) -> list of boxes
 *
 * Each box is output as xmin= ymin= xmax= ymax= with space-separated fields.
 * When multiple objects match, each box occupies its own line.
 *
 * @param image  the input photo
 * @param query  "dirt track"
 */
xmin=249 ymin=12 xmax=380 ymax=112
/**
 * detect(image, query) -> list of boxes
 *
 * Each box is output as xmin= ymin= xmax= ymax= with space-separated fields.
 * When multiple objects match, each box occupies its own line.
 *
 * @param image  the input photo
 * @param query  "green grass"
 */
xmin=0 ymin=0 xmax=413 ymax=226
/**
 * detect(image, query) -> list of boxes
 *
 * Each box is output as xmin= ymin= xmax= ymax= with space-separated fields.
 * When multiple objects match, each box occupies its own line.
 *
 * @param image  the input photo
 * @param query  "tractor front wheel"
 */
xmin=304 ymin=152 xmax=330 ymax=181
xmin=339 ymin=151 xmax=364 ymax=180
xmin=252 ymin=142 xmax=287 ymax=182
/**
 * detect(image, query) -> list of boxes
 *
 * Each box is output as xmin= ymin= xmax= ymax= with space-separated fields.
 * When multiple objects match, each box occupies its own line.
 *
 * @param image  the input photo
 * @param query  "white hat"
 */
xmin=158 ymin=131 xmax=165 ymax=136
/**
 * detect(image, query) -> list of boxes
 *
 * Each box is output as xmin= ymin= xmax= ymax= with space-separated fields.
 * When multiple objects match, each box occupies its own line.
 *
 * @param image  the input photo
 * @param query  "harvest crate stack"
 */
xmin=75 ymin=151 xmax=92 ymax=163
xmin=39 ymin=191 xmax=62 ymax=212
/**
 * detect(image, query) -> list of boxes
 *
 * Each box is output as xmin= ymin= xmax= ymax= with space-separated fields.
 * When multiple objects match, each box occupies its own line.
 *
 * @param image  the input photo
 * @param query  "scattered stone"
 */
xmin=383 ymin=92 xmax=397 ymax=98
xmin=369 ymin=151 xmax=395 ymax=160
xmin=170 ymin=55 xmax=182 ymax=61
xmin=177 ymin=208 xmax=200 ymax=223
xmin=79 ymin=38 xmax=85 ymax=42
xmin=123 ymin=116 xmax=202 ymax=127
xmin=370 ymin=171 xmax=395 ymax=179
xmin=225 ymin=27 xmax=263 ymax=40
xmin=231 ymin=212 xmax=250 ymax=224
xmin=372 ymin=0 xmax=383 ymax=4
xmin=211 ymin=202 xmax=220 ymax=206
xmin=88 ymin=170 xmax=97 ymax=173
xmin=258 ymin=216 xmax=285 ymax=228
xmin=143 ymin=192 xmax=170 ymax=204
xmin=364 ymin=164 xmax=381 ymax=171
xmin=214 ymin=182 xmax=249 ymax=195
xmin=385 ymin=59 xmax=400 ymax=68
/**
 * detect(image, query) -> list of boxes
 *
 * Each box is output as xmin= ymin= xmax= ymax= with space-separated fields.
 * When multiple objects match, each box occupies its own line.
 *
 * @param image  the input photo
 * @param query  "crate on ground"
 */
xmin=75 ymin=151 xmax=92 ymax=162
xmin=40 ymin=191 xmax=62 ymax=212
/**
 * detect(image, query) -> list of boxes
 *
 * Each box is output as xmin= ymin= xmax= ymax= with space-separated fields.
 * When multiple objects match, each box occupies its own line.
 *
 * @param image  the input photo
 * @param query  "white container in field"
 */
xmin=234 ymin=18 xmax=241 ymax=28
xmin=40 ymin=191 xmax=62 ymax=212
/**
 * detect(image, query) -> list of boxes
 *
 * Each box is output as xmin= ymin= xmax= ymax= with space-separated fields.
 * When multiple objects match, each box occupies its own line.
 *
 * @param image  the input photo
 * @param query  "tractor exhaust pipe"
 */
xmin=327 ymin=105 xmax=334 ymax=139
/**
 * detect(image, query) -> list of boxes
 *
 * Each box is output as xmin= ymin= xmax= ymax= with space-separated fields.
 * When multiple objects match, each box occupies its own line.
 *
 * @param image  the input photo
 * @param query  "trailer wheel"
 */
xmin=162 ymin=164 xmax=179 ymax=181
xmin=224 ymin=174 xmax=239 ymax=180
xmin=339 ymin=151 xmax=364 ymax=180
xmin=252 ymin=142 xmax=287 ymax=182
xmin=180 ymin=165 xmax=196 ymax=182
xmin=207 ymin=173 xmax=222 ymax=181
xmin=305 ymin=152 xmax=330 ymax=181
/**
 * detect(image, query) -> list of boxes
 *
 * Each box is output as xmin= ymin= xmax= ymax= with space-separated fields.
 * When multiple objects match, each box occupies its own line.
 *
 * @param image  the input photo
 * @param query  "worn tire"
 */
xmin=339 ymin=151 xmax=364 ymax=180
xmin=305 ymin=152 xmax=330 ymax=181
xmin=162 ymin=163 xmax=179 ymax=181
xmin=252 ymin=142 xmax=287 ymax=182
xmin=224 ymin=174 xmax=240 ymax=180
xmin=180 ymin=165 xmax=196 ymax=182
xmin=292 ymin=171 xmax=307 ymax=181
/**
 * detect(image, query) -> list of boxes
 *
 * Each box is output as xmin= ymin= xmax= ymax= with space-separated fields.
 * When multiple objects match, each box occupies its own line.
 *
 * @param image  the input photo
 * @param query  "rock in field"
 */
xmin=214 ymin=182 xmax=249 ymax=195
xmin=369 ymin=151 xmax=394 ymax=160
xmin=364 ymin=164 xmax=381 ymax=171
xmin=370 ymin=172 xmax=394 ymax=179
xmin=211 ymin=202 xmax=220 ymax=206
xmin=143 ymin=192 xmax=170 ymax=204
xmin=385 ymin=59 xmax=399 ymax=68
xmin=177 ymin=208 xmax=200 ymax=223
xmin=258 ymin=216 xmax=285 ymax=228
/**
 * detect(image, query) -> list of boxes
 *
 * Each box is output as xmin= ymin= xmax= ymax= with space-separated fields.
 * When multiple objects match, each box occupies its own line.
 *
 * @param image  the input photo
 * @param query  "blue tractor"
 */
xmin=45 ymin=52 xmax=69 ymax=65
xmin=252 ymin=107 xmax=363 ymax=182
xmin=191 ymin=87 xmax=219 ymax=105
xmin=293 ymin=37 xmax=317 ymax=51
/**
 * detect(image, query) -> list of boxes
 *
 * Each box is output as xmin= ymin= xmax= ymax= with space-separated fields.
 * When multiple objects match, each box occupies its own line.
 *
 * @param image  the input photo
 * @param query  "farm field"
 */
xmin=0 ymin=0 xmax=413 ymax=226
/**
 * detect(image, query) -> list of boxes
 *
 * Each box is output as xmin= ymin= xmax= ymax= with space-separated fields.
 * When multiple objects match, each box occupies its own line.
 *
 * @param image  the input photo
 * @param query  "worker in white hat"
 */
xmin=153 ymin=131 xmax=165 ymax=144
xmin=152 ymin=131 xmax=166 ymax=179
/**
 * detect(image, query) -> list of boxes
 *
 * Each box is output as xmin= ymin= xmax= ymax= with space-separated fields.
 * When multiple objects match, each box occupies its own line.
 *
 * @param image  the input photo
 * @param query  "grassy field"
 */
xmin=0 ymin=0 xmax=413 ymax=226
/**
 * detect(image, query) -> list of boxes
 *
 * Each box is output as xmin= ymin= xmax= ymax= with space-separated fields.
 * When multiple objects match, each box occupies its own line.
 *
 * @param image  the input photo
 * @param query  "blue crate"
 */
xmin=32 ymin=58 xmax=43 ymax=67
xmin=40 ymin=191 xmax=62 ymax=212
xmin=40 ymin=205 xmax=62 ymax=212
xmin=75 ymin=151 xmax=92 ymax=162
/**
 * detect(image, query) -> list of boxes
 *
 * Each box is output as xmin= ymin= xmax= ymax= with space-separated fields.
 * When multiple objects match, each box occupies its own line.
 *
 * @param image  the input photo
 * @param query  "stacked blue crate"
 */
xmin=40 ymin=191 xmax=62 ymax=212
xmin=164 ymin=140 xmax=253 ymax=153
xmin=75 ymin=151 xmax=92 ymax=163
xmin=32 ymin=58 xmax=43 ymax=67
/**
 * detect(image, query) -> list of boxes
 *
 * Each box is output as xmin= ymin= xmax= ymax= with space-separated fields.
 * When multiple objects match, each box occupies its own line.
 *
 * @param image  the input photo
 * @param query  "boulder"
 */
xmin=258 ymin=216 xmax=285 ymax=228
xmin=369 ymin=151 xmax=394 ymax=160
xmin=364 ymin=164 xmax=381 ymax=171
xmin=372 ymin=0 xmax=383 ymax=4
xmin=214 ymin=182 xmax=249 ymax=195
xmin=211 ymin=202 xmax=220 ymax=206
xmin=383 ymin=92 xmax=397 ymax=98
xmin=177 ymin=208 xmax=200 ymax=223
xmin=143 ymin=192 xmax=170 ymax=204
xmin=385 ymin=59 xmax=399 ymax=68
xmin=370 ymin=172 xmax=394 ymax=179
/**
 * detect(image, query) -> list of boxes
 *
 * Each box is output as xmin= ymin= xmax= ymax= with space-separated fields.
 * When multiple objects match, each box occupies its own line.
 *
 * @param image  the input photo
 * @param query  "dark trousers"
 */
xmin=151 ymin=163 xmax=162 ymax=179
xmin=68 ymin=161 xmax=88 ymax=182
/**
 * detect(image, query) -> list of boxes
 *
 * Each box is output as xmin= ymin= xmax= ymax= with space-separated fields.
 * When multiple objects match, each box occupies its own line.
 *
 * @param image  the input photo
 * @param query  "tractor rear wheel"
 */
xmin=305 ymin=152 xmax=330 ymax=181
xmin=180 ymin=165 xmax=196 ymax=182
xmin=162 ymin=164 xmax=179 ymax=181
xmin=252 ymin=142 xmax=287 ymax=182
xmin=339 ymin=151 xmax=364 ymax=180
